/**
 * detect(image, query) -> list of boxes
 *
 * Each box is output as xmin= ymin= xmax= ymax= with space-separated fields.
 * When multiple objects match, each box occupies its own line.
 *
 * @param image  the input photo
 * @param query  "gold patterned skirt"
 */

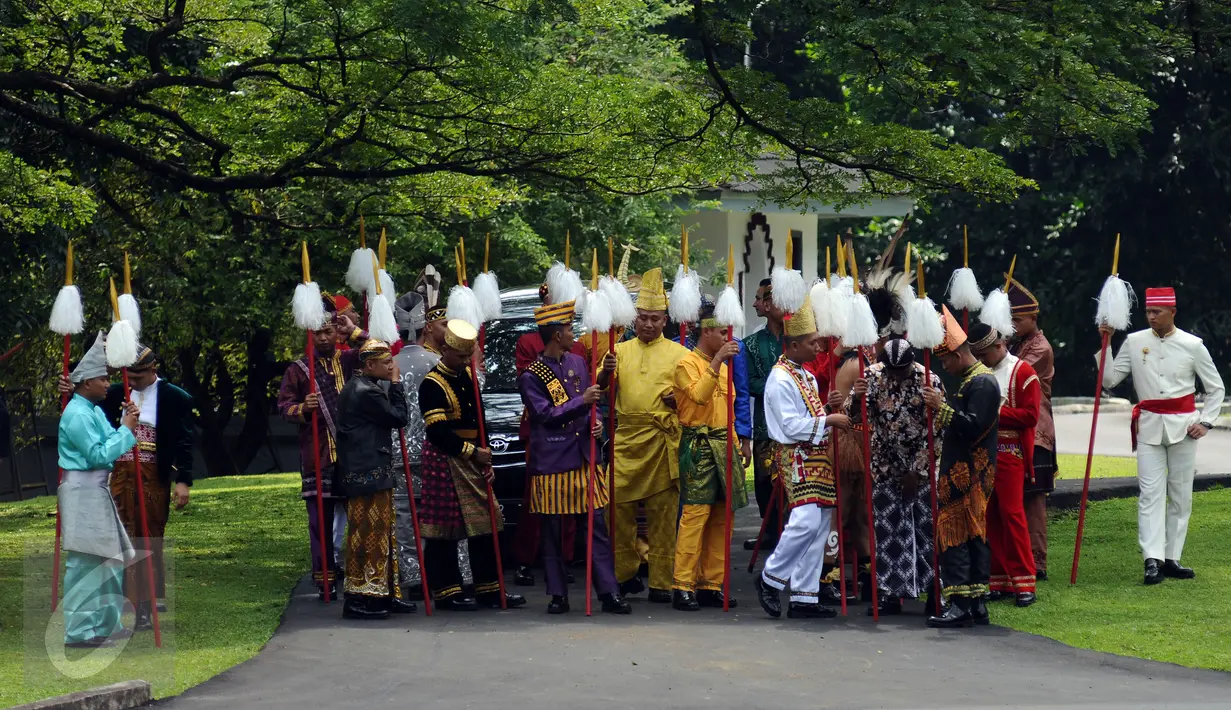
xmin=529 ymin=466 xmax=610 ymax=515
xmin=344 ymin=489 xmax=402 ymax=599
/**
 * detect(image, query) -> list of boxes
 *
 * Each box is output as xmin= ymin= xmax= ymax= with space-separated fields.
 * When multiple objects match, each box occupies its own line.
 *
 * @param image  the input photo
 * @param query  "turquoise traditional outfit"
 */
xmin=57 ymin=333 xmax=137 ymax=645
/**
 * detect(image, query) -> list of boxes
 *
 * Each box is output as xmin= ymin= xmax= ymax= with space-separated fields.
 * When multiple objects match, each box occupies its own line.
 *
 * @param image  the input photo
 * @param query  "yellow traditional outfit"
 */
xmin=613 ymin=268 xmax=687 ymax=591
xmin=671 ymin=339 xmax=747 ymax=600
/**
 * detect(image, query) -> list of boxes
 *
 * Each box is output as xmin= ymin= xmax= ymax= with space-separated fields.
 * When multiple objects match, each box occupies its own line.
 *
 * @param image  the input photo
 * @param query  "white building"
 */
xmin=683 ymin=160 xmax=914 ymax=334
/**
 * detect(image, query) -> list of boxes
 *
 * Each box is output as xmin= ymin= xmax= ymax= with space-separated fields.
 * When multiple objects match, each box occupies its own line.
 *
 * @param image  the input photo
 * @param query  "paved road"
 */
xmin=1054 ymin=412 xmax=1231 ymax=474
xmin=159 ymin=510 xmax=1231 ymax=710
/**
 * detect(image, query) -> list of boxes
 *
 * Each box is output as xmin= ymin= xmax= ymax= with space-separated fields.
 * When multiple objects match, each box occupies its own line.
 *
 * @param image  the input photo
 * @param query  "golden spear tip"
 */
xmin=359 ymin=215 xmax=366 ymax=249
xmin=301 ymin=241 xmax=311 ymax=284
xmin=1004 ymin=255 xmax=1017 ymax=291
xmin=591 ymin=249 xmax=599 ymax=291
xmin=109 ymin=278 xmax=120 ymax=320
xmin=65 ymin=241 xmax=74 ymax=287
xmin=963 ymin=225 xmax=969 ymax=268
xmin=917 ymin=255 xmax=926 ymax=299
xmin=378 ymin=227 xmax=387 ymax=270
xmin=727 ymin=244 xmax=735 ymax=286
xmin=370 ymin=252 xmax=382 ymax=295
xmin=1112 ymin=233 xmax=1121 ymax=275
xmin=123 ymin=251 xmax=132 ymax=294
xmin=484 ymin=233 xmax=490 ymax=273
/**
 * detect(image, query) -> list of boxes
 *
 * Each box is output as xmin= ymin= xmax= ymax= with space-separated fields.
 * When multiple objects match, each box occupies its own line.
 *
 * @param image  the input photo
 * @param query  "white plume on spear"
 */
xmin=1096 ymin=235 xmax=1134 ymax=330
xmin=367 ymin=253 xmax=400 ymax=343
xmin=841 ymin=246 xmax=878 ymax=348
xmin=668 ymin=225 xmax=701 ymax=325
xmin=368 ymin=227 xmax=397 ymax=312
xmin=905 ymin=250 xmax=945 ymax=350
xmin=581 ymin=250 xmax=615 ymax=334
xmin=49 ymin=241 xmax=84 ymax=336
xmin=446 ymin=243 xmax=485 ymax=330
xmin=715 ymin=245 xmax=746 ymax=329
xmin=979 ymin=255 xmax=1017 ymax=337
xmin=770 ymin=232 xmax=806 ymax=313
xmin=947 ymin=225 xmax=984 ymax=313
xmin=118 ymin=252 xmax=142 ymax=336
xmin=472 ymin=234 xmax=503 ymax=321
xmin=105 ymin=278 xmax=138 ymax=368
xmin=346 ymin=216 xmax=377 ymax=294
xmin=293 ymin=242 xmax=328 ymax=331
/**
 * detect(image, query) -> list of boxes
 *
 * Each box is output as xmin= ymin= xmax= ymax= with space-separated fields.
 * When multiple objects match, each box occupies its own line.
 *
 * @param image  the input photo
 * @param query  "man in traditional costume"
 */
xmin=336 ymin=339 xmax=416 ymax=619
xmin=517 ymin=300 xmax=630 ymax=614
xmin=390 ymin=292 xmax=435 ymax=597
xmin=1097 ymin=287 xmax=1224 ymax=584
xmin=58 ymin=333 xmax=139 ymax=648
xmin=847 ymin=338 xmax=939 ymax=616
xmin=922 ymin=308 xmax=999 ymax=628
xmin=1007 ymin=277 xmax=1056 ymax=581
xmin=611 ymin=268 xmax=688 ymax=602
xmin=59 ymin=342 xmax=194 ymax=628
xmin=671 ymin=298 xmax=746 ymax=611
xmin=969 ymin=323 xmax=1039 ymax=607
xmin=511 ymin=283 xmax=584 ymax=588
xmin=742 ymin=278 xmax=784 ymax=550
xmin=754 ymin=298 xmax=852 ymax=619
xmin=277 ymin=299 xmax=369 ymax=598
xmin=419 ymin=319 xmax=527 ymax=610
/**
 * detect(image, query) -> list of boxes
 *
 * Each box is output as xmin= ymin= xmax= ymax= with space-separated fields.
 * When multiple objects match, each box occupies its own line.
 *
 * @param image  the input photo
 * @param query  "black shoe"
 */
xmin=672 ymin=590 xmax=700 ymax=611
xmin=479 ymin=592 xmax=527 ymax=609
xmin=788 ymin=602 xmax=837 ymax=619
xmin=1035 ymin=569 xmax=1048 ymax=582
xmin=134 ymin=604 xmax=153 ymax=632
xmin=867 ymin=595 xmax=902 ymax=616
xmin=514 ymin=566 xmax=536 ymax=587
xmin=818 ymin=582 xmax=842 ymax=607
xmin=107 ymin=627 xmax=134 ymax=640
xmin=696 ymin=589 xmax=736 ymax=609
xmin=547 ymin=595 xmax=570 ymax=614
xmin=598 ymin=593 xmax=632 ymax=614
xmin=66 ymin=637 xmax=115 ymax=649
xmin=755 ymin=576 xmax=781 ymax=618
xmin=986 ymin=591 xmax=1008 ymax=602
xmin=925 ymin=594 xmax=944 ymax=619
xmin=343 ymin=597 xmax=390 ymax=620
xmin=389 ymin=598 xmax=418 ymax=614
xmin=1162 ymin=559 xmax=1195 ymax=579
xmin=437 ymin=596 xmax=480 ymax=611
xmin=743 ymin=538 xmax=758 ymax=551
xmin=155 ymin=601 xmax=168 ymax=613
xmin=403 ymin=585 xmax=425 ymax=602
xmin=647 ymin=588 xmax=672 ymax=604
xmin=743 ymin=537 xmax=776 ymax=551
xmin=972 ymin=596 xmax=990 ymax=625
xmin=567 ymin=572 xmax=576 ymax=584
xmin=1015 ymin=592 xmax=1036 ymax=608
xmin=927 ymin=597 xmax=973 ymax=628
xmin=619 ymin=577 xmax=646 ymax=596
xmin=1144 ymin=558 xmax=1164 ymax=585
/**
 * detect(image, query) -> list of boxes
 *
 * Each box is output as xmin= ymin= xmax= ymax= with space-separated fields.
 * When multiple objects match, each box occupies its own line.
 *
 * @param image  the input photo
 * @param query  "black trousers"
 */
xmin=753 ymin=439 xmax=780 ymax=540
xmin=424 ymin=536 xmax=501 ymax=601
xmin=939 ymin=538 xmax=991 ymax=598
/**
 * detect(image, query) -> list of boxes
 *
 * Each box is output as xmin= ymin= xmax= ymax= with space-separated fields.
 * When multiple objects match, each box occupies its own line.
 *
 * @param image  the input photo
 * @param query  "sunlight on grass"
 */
xmin=0 ymin=474 xmax=304 ymax=708
xmin=996 ymin=488 xmax=1231 ymax=672
xmin=1055 ymin=454 xmax=1137 ymax=480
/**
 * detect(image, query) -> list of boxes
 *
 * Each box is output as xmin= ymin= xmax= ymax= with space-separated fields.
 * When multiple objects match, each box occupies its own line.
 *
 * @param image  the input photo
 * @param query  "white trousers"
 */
xmin=1136 ymin=437 xmax=1198 ymax=561
xmin=762 ymin=504 xmax=834 ymax=604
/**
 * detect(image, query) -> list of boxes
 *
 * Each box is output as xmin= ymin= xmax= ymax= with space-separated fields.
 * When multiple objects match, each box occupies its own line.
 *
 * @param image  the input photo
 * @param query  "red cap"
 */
xmin=1144 ymin=287 xmax=1176 ymax=307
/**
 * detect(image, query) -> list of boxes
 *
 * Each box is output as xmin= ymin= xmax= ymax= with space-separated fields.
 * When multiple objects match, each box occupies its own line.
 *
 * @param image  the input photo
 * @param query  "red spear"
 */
xmin=109 ymin=278 xmax=161 ymax=645
xmin=828 ymin=337 xmax=848 ymax=616
xmin=397 ymin=429 xmax=432 ymax=615
xmin=49 ymin=241 xmax=80 ymax=611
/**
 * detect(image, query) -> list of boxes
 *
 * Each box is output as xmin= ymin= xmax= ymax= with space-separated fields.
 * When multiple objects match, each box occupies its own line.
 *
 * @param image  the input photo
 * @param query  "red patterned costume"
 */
xmin=984 ymin=352 xmax=1039 ymax=595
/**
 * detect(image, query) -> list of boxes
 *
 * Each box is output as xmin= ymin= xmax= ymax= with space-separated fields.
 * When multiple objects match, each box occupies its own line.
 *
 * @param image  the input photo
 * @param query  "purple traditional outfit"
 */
xmin=518 ymin=342 xmax=617 ymax=601
xmin=277 ymin=322 xmax=367 ymax=595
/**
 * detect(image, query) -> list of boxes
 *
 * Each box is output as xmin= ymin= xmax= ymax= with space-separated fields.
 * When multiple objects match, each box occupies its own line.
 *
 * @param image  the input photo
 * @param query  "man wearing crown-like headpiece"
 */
xmin=1096 ymin=286 xmax=1224 ymax=585
xmin=609 ymin=268 xmax=689 ymax=602
xmin=753 ymin=297 xmax=853 ymax=620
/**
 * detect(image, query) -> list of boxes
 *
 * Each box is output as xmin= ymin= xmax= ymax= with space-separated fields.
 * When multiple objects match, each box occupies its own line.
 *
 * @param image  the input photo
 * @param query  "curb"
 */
xmin=12 ymin=681 xmax=151 ymax=710
xmin=1050 ymin=474 xmax=1231 ymax=509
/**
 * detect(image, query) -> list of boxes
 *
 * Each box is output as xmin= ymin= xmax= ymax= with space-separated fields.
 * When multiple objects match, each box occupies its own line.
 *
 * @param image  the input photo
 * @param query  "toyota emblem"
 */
xmin=489 ymin=437 xmax=510 ymax=454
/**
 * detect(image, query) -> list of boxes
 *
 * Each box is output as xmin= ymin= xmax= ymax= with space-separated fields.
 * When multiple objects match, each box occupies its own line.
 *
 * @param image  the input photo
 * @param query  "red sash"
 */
xmin=1131 ymin=394 xmax=1196 ymax=450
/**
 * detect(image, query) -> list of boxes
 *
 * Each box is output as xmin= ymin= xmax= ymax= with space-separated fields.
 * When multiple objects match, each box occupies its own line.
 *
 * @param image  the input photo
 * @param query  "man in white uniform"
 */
xmin=1098 ymin=286 xmax=1224 ymax=584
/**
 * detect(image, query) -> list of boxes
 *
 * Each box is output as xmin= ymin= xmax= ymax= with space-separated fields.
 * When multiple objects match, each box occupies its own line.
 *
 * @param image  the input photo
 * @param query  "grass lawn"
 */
xmin=0 ymin=474 xmax=305 ymax=708
xmin=995 ymin=486 xmax=1231 ymax=672
xmin=1055 ymin=454 xmax=1137 ymax=480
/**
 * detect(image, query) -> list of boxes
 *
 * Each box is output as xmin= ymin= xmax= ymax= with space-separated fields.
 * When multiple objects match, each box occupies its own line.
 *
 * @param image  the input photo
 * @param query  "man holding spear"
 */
xmin=670 ymin=296 xmax=745 ymax=611
xmin=517 ymin=297 xmax=629 ymax=615
xmin=1094 ymin=287 xmax=1223 ymax=584
xmin=418 ymin=319 xmax=526 ymax=610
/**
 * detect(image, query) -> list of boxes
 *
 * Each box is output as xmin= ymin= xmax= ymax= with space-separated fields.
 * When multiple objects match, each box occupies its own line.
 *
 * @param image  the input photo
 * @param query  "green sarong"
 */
xmin=679 ymin=425 xmax=748 ymax=508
